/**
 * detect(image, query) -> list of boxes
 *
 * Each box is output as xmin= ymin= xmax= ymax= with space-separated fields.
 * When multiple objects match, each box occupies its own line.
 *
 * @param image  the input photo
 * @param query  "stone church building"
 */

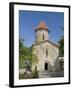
xmin=32 ymin=21 xmax=61 ymax=73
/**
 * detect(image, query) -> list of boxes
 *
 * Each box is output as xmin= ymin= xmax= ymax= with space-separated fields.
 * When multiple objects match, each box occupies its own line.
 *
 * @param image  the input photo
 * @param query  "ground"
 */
xmin=19 ymin=69 xmax=64 ymax=79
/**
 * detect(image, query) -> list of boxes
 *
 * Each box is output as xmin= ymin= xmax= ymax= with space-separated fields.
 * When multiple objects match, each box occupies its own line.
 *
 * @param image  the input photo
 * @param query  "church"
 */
xmin=32 ymin=21 xmax=60 ymax=73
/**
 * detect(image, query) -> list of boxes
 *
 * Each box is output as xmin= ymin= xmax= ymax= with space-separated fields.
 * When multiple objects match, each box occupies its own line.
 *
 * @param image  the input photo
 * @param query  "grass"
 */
xmin=19 ymin=67 xmax=39 ymax=79
xmin=19 ymin=71 xmax=39 ymax=79
xmin=19 ymin=74 xmax=25 ymax=79
xmin=19 ymin=74 xmax=33 ymax=79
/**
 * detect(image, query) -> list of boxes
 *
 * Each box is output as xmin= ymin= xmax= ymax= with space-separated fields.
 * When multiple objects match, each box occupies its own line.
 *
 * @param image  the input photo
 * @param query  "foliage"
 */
xmin=58 ymin=36 xmax=64 ymax=56
xmin=19 ymin=39 xmax=38 ymax=68
xmin=58 ymin=26 xmax=64 ymax=56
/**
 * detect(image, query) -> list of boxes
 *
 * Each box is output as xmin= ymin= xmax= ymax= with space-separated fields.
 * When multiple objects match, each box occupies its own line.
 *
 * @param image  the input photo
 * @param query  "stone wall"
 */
xmin=32 ymin=41 xmax=59 ymax=72
xmin=54 ymin=57 xmax=64 ymax=71
xmin=35 ymin=30 xmax=49 ymax=43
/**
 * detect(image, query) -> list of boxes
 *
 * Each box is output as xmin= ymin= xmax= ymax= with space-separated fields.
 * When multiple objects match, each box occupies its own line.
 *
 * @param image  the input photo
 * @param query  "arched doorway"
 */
xmin=45 ymin=63 xmax=48 ymax=70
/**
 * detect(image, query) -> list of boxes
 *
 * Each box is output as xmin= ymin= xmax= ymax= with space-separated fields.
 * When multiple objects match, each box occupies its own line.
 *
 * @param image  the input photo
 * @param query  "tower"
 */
xmin=35 ymin=21 xmax=49 ymax=43
xmin=32 ymin=21 xmax=59 ymax=74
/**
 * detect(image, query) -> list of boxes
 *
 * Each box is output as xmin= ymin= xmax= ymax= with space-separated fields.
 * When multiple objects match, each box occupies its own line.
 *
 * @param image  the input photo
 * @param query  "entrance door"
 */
xmin=45 ymin=63 xmax=48 ymax=70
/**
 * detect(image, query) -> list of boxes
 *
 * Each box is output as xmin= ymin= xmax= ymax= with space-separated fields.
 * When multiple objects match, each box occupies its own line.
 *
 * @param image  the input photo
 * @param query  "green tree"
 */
xmin=58 ymin=26 xmax=64 ymax=56
xmin=19 ymin=39 xmax=38 ymax=68
xmin=58 ymin=36 xmax=64 ymax=56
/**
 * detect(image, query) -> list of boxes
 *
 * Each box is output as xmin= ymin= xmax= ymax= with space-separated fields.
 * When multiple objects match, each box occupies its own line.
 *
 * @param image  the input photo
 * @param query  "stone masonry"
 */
xmin=32 ymin=21 xmax=59 ymax=73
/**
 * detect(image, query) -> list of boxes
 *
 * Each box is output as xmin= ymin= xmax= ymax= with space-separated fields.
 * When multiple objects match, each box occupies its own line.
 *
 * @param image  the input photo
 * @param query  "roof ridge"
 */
xmin=32 ymin=40 xmax=59 ymax=48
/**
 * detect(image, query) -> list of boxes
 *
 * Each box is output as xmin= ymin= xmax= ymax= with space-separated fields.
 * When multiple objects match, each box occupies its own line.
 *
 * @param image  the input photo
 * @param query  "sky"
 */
xmin=19 ymin=10 xmax=64 ymax=47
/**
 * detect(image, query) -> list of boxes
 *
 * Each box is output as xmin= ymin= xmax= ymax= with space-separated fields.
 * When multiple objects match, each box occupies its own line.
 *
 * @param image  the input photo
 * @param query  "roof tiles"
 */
xmin=36 ymin=21 xmax=48 ymax=30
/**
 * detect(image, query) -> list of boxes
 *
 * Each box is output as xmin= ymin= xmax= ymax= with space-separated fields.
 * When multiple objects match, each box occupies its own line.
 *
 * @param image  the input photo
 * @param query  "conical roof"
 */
xmin=36 ymin=21 xmax=48 ymax=30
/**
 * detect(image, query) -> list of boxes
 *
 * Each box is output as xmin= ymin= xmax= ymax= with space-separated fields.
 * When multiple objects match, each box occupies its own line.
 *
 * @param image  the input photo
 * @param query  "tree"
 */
xmin=19 ymin=38 xmax=38 ymax=69
xmin=58 ymin=26 xmax=64 ymax=56
xmin=58 ymin=36 xmax=64 ymax=56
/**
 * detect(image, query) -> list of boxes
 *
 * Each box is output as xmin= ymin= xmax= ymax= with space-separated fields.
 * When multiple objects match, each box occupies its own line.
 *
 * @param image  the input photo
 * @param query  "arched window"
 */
xmin=46 ymin=49 xmax=48 ymax=56
xmin=43 ymin=35 xmax=44 ymax=40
